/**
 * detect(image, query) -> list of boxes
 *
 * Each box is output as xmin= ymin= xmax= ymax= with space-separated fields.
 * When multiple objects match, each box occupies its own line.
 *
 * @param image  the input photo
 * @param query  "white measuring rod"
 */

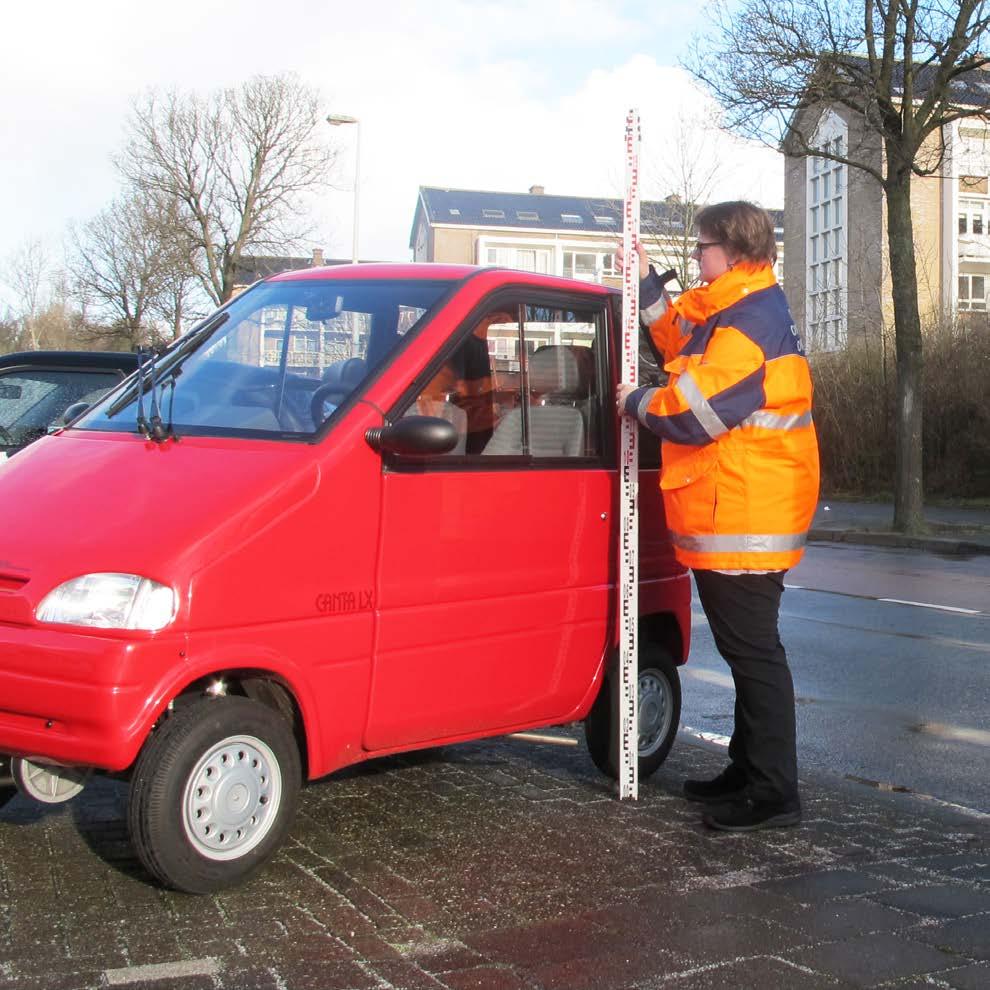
xmin=618 ymin=108 xmax=641 ymax=801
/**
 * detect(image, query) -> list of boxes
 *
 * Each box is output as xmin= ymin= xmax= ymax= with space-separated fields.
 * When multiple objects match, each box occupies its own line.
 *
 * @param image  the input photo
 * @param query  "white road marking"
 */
xmin=104 ymin=958 xmax=220 ymax=985
xmin=681 ymin=725 xmax=731 ymax=747
xmin=915 ymin=722 xmax=990 ymax=747
xmin=682 ymin=667 xmax=734 ymax=689
xmin=785 ymin=583 xmax=984 ymax=615
xmin=878 ymin=598 xmax=981 ymax=615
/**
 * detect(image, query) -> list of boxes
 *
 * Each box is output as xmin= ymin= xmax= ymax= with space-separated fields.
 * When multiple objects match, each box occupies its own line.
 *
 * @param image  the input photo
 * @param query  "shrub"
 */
xmin=809 ymin=318 xmax=990 ymax=498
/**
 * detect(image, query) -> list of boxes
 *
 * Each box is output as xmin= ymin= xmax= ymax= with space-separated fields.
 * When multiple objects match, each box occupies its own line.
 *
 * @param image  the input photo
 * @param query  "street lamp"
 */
xmin=327 ymin=113 xmax=360 ymax=264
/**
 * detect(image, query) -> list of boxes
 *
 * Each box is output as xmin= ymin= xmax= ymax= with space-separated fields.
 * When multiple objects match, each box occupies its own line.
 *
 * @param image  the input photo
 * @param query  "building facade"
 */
xmin=783 ymin=71 xmax=990 ymax=351
xmin=410 ymin=186 xmax=784 ymax=294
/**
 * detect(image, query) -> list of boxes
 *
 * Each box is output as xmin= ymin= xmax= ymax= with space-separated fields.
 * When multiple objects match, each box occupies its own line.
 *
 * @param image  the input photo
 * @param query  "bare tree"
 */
xmin=69 ymin=192 xmax=183 ymax=350
xmin=2 ymin=239 xmax=50 ymax=350
xmin=641 ymin=110 xmax=726 ymax=290
xmin=688 ymin=1 xmax=990 ymax=533
xmin=118 ymin=73 xmax=337 ymax=304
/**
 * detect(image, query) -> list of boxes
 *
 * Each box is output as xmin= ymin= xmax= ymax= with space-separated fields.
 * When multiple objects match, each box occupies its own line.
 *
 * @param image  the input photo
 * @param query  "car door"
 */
xmin=365 ymin=291 xmax=615 ymax=750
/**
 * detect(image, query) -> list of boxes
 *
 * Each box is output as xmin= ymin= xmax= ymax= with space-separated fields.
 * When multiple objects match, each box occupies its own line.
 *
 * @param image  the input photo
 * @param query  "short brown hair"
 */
xmin=695 ymin=201 xmax=777 ymax=265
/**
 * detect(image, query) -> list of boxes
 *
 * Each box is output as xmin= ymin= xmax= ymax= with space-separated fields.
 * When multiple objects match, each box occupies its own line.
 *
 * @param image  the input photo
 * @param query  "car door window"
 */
xmin=399 ymin=297 xmax=605 ymax=462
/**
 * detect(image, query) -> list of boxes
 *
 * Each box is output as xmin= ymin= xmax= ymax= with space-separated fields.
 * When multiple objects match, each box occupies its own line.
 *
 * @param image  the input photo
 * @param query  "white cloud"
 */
xmin=0 ymin=0 xmax=782 ymax=277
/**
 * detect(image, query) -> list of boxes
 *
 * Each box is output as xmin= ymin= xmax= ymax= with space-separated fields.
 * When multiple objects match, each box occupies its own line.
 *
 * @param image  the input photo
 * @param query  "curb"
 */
xmin=809 ymin=527 xmax=990 ymax=556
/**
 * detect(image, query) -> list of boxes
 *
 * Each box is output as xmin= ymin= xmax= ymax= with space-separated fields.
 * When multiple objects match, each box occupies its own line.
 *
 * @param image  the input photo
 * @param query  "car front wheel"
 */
xmin=128 ymin=696 xmax=301 ymax=894
xmin=584 ymin=645 xmax=681 ymax=780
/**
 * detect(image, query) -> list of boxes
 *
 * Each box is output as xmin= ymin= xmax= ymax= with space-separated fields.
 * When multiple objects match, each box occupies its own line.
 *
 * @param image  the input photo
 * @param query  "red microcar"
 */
xmin=0 ymin=264 xmax=690 ymax=892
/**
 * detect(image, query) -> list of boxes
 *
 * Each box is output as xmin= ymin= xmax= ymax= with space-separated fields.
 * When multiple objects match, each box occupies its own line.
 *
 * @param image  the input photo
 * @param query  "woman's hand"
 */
xmin=616 ymin=382 xmax=637 ymax=415
xmin=615 ymin=240 xmax=649 ymax=280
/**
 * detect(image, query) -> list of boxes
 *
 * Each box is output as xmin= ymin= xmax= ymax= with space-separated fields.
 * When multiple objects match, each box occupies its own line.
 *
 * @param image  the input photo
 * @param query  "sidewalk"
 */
xmin=809 ymin=498 xmax=990 ymax=555
xmin=1 ymin=729 xmax=988 ymax=989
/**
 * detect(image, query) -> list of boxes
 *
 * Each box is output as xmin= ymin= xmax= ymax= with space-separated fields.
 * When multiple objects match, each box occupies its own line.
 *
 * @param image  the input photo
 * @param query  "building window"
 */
xmin=482 ymin=209 xmax=505 ymax=219
xmin=806 ymin=112 xmax=848 ymax=351
xmin=517 ymin=210 xmax=539 ymax=221
xmin=561 ymin=213 xmax=582 ymax=223
xmin=959 ymin=198 xmax=988 ymax=245
xmin=484 ymin=244 xmax=552 ymax=274
xmin=563 ymin=250 xmax=616 ymax=282
xmin=959 ymin=274 xmax=987 ymax=310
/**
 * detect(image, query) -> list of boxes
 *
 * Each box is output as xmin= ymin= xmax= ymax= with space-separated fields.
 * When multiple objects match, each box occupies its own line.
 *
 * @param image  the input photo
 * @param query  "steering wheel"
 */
xmin=310 ymin=382 xmax=349 ymax=427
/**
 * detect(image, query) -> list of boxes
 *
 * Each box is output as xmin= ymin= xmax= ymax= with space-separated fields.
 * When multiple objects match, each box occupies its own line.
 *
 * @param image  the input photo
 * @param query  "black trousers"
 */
xmin=692 ymin=569 xmax=799 ymax=805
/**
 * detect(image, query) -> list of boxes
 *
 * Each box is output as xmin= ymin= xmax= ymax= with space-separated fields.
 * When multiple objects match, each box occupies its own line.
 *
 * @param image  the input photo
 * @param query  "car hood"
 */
xmin=0 ymin=430 xmax=320 ymax=601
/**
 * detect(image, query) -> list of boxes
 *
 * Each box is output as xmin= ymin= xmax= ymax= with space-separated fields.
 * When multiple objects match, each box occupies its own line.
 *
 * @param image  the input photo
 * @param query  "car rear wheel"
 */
xmin=584 ymin=645 xmax=681 ymax=780
xmin=128 ymin=696 xmax=301 ymax=894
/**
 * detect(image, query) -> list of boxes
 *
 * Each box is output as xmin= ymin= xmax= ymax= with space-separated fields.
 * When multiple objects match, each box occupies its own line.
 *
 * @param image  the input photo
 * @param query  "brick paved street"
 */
xmin=1 ymin=730 xmax=988 ymax=989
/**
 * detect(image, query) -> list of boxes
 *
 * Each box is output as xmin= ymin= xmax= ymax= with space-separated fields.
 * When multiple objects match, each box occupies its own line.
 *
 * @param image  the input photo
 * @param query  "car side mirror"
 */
xmin=365 ymin=415 xmax=458 ymax=456
xmin=61 ymin=401 xmax=91 ymax=426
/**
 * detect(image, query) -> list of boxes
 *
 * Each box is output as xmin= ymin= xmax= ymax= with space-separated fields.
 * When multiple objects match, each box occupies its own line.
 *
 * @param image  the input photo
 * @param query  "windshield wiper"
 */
xmin=107 ymin=311 xmax=230 ymax=421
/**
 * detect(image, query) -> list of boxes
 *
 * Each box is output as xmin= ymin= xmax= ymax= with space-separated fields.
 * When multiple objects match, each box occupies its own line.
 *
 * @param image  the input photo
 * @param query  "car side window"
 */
xmin=399 ymin=297 xmax=605 ymax=462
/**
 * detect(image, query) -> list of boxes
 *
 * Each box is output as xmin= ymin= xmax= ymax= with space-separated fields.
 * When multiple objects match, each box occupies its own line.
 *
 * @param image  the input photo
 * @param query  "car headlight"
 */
xmin=36 ymin=573 xmax=176 ymax=631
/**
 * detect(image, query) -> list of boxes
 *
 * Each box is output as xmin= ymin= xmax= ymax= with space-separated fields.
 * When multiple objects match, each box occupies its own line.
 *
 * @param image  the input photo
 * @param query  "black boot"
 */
xmin=683 ymin=764 xmax=748 ymax=804
xmin=703 ymin=797 xmax=802 ymax=832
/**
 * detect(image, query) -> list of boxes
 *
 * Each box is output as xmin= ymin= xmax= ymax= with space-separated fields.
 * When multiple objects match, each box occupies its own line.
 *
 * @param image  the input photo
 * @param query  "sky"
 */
xmin=0 ymin=0 xmax=782 ymax=304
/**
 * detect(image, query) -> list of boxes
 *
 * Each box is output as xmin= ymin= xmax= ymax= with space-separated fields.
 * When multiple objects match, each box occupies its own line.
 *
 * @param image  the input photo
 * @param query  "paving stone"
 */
xmin=634 ymin=955 xmax=851 ymax=988
xmin=464 ymin=916 xmax=607 ymax=967
xmin=869 ymin=883 xmax=990 ymax=919
xmin=941 ymin=961 xmax=990 ymax=989
xmin=1 ymin=737 xmax=988 ymax=990
xmin=786 ymin=931 xmax=961 ymax=986
xmin=440 ymin=964 xmax=538 ymax=989
xmin=913 ymin=914 xmax=990 ymax=960
xmin=755 ymin=869 xmax=896 ymax=902
xmin=764 ymin=898 xmax=921 ymax=939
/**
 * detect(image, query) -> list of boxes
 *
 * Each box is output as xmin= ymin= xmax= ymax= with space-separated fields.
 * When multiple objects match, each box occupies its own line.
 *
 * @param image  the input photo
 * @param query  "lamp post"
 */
xmin=326 ymin=113 xmax=360 ymax=264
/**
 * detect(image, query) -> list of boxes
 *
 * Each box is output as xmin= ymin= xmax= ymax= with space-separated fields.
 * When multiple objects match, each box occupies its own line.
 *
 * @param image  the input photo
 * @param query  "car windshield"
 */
xmin=78 ymin=278 xmax=453 ymax=440
xmin=0 ymin=368 xmax=125 ymax=455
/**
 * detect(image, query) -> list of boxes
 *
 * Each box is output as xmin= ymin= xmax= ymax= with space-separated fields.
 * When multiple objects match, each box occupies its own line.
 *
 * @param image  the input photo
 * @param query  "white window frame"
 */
xmin=806 ymin=111 xmax=848 ymax=351
xmin=477 ymin=235 xmax=618 ymax=283
xmin=958 ymin=272 xmax=987 ymax=311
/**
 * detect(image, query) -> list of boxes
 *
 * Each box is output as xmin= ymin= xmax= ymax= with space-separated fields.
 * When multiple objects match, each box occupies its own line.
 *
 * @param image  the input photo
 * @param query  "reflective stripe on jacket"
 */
xmin=625 ymin=262 xmax=820 ymax=571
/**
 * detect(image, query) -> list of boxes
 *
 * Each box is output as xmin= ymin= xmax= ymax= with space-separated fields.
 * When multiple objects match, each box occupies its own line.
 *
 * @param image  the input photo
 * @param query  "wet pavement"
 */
xmin=1 ymin=728 xmax=988 ymax=989
xmin=810 ymin=499 xmax=990 ymax=555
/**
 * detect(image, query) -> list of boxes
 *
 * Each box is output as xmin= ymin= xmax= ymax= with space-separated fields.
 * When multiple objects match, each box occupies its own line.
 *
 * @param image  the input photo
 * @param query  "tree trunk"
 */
xmin=884 ymin=162 xmax=925 ymax=534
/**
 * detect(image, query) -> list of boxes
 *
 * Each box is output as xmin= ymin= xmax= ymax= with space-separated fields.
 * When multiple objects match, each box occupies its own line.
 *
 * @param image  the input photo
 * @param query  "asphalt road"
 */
xmin=679 ymin=542 xmax=990 ymax=816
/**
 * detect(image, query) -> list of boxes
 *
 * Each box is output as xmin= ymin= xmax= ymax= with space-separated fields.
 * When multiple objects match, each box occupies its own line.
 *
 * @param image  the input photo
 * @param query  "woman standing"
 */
xmin=618 ymin=201 xmax=819 ymax=831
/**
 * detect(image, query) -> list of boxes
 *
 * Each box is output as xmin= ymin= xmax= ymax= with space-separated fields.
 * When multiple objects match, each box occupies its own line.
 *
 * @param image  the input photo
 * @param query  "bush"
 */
xmin=809 ymin=319 xmax=990 ymax=498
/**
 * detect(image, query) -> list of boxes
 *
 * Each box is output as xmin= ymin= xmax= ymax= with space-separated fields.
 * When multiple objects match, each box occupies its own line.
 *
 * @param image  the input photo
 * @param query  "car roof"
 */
xmin=0 ymin=350 xmax=139 ymax=372
xmin=266 ymin=262 xmax=621 ymax=296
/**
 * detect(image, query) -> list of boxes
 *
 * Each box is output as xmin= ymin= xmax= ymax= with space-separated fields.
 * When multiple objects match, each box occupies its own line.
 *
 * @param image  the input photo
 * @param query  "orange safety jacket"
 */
xmin=624 ymin=262 xmax=820 ymax=572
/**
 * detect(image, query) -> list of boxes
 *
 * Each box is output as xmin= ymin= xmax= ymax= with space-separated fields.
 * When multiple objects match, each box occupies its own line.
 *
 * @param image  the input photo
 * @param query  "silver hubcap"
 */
xmin=182 ymin=735 xmax=281 ymax=861
xmin=638 ymin=670 xmax=672 ymax=757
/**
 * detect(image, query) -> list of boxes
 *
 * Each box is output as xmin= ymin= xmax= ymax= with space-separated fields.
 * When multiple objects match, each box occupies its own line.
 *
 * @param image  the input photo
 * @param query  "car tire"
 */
xmin=584 ymin=645 xmax=681 ymax=780
xmin=128 ymin=696 xmax=301 ymax=894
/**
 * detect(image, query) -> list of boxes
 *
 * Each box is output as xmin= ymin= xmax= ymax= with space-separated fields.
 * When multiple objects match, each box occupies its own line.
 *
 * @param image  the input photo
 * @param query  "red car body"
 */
xmin=0 ymin=264 xmax=689 ymax=889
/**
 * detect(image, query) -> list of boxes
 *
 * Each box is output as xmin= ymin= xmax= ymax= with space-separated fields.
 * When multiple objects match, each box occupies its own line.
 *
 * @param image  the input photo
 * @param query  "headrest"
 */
xmin=322 ymin=356 xmax=367 ymax=387
xmin=528 ymin=345 xmax=592 ymax=397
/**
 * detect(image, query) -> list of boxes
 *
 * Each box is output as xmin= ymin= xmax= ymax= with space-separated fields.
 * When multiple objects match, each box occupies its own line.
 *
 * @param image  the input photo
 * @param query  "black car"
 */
xmin=0 ymin=350 xmax=139 ymax=460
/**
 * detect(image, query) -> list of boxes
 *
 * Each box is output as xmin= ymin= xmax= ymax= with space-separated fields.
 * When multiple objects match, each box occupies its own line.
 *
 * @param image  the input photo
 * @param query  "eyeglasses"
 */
xmin=693 ymin=240 xmax=723 ymax=254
